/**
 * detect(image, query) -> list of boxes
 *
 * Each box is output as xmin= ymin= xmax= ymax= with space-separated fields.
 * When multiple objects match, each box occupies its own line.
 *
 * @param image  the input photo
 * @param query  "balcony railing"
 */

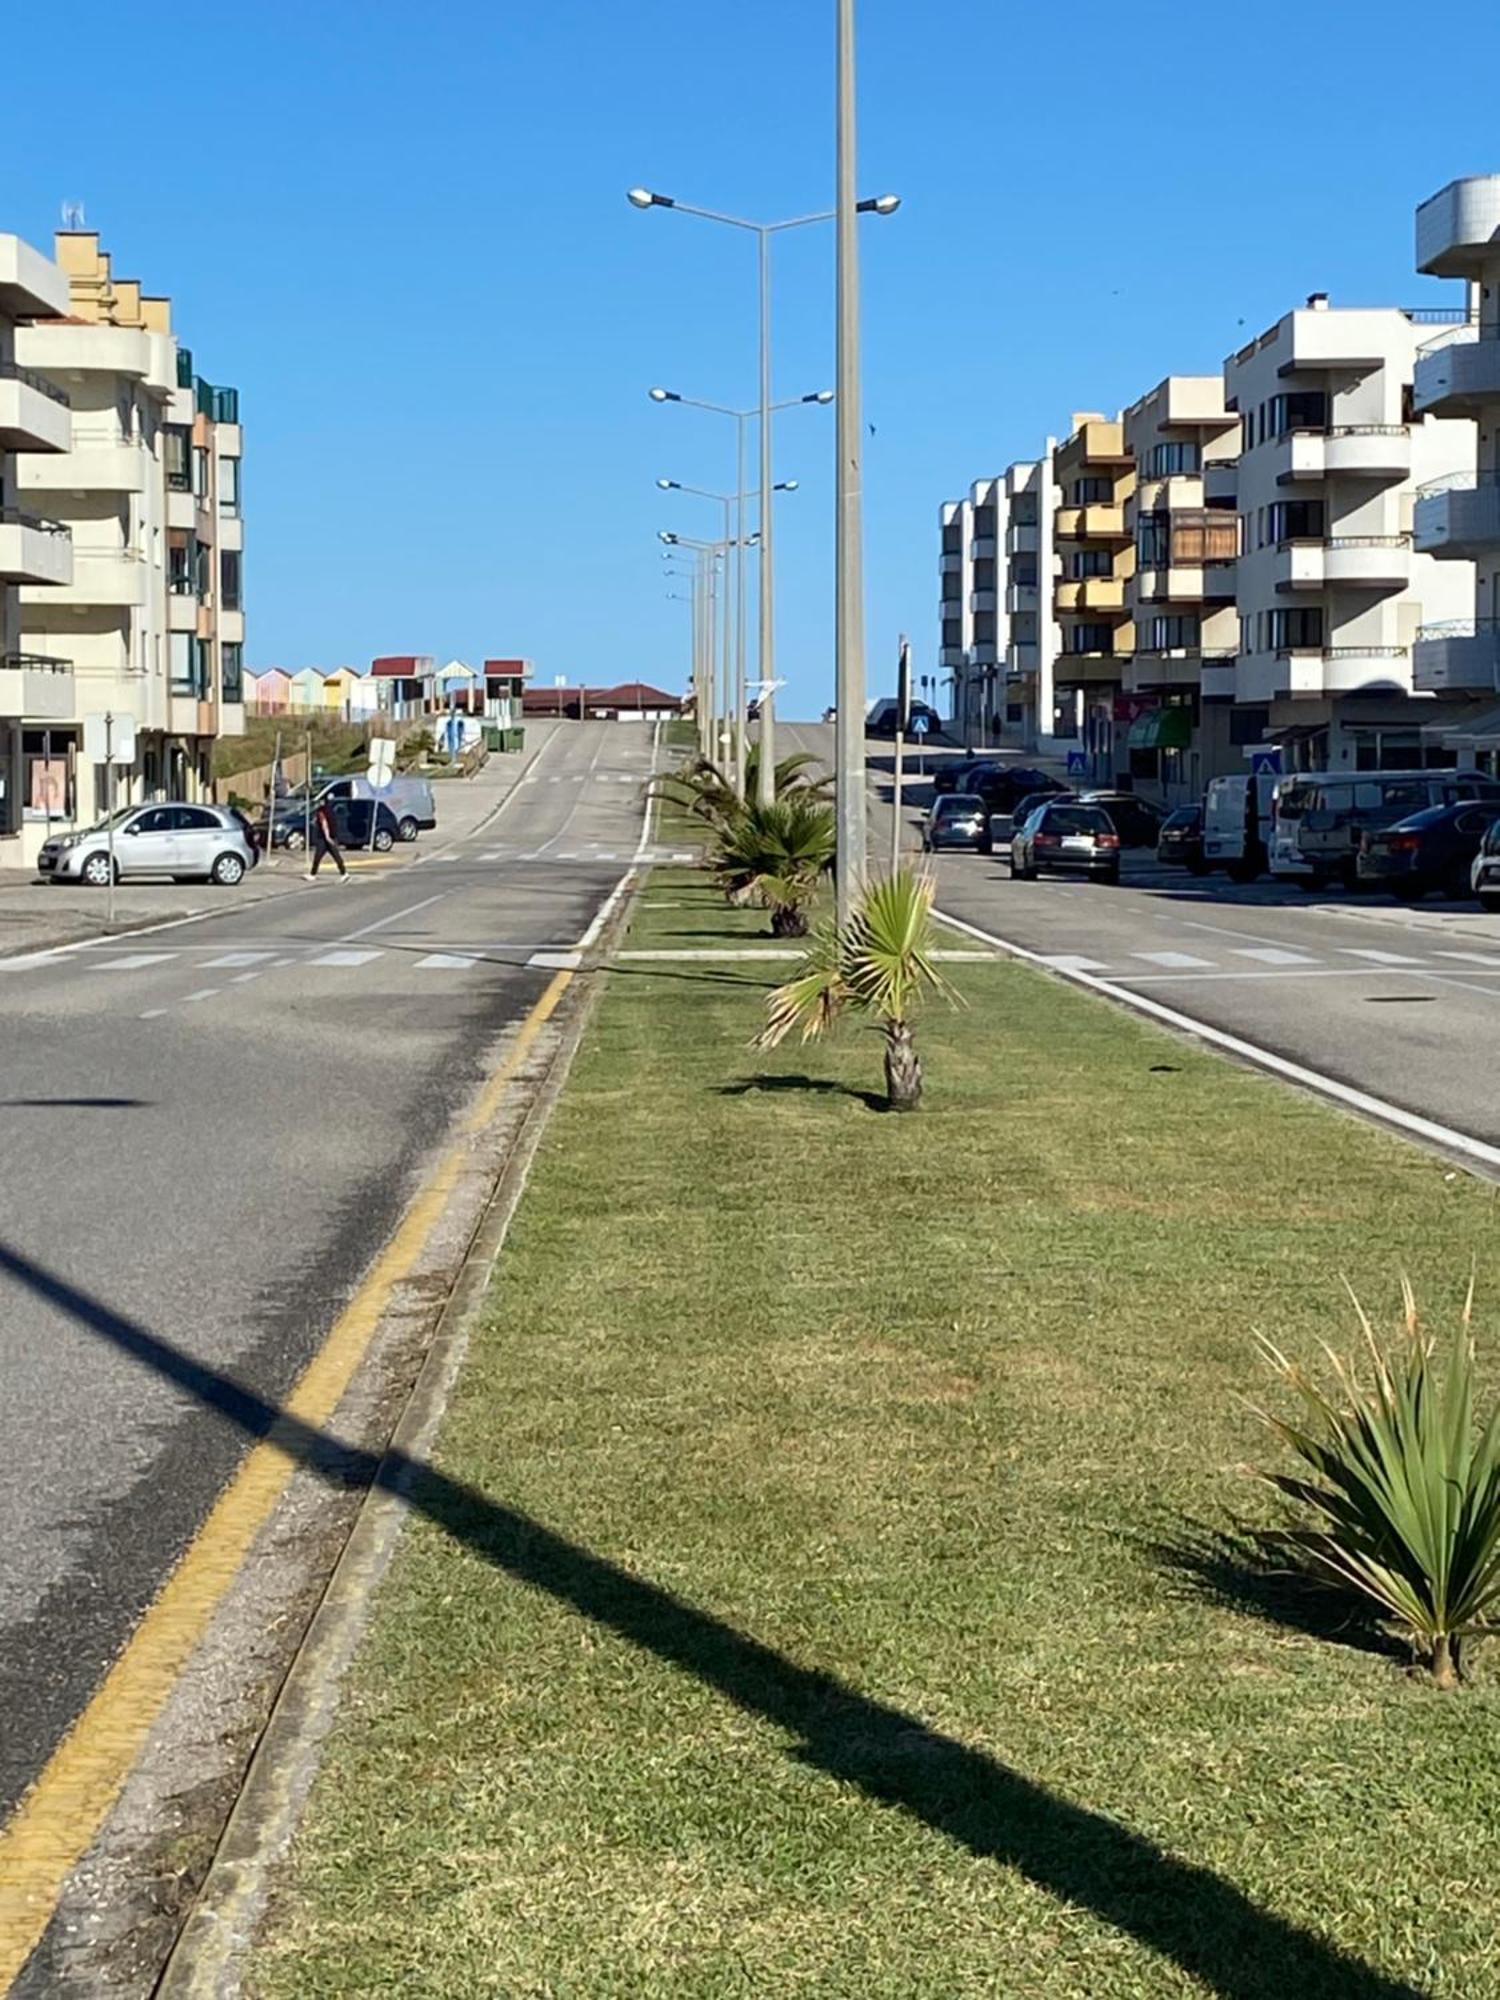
xmin=1 ymin=651 xmax=71 ymax=672
xmin=0 ymin=506 xmax=70 ymax=538
xmin=1417 ymin=470 xmax=1500 ymax=501
xmin=0 ymin=360 xmax=69 ymax=406
xmin=1271 ymin=644 xmax=1409 ymax=661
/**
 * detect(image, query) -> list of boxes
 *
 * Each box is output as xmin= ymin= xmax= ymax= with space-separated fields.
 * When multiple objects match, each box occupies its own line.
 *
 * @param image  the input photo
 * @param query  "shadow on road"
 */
xmin=0 ymin=1237 xmax=1429 ymax=2000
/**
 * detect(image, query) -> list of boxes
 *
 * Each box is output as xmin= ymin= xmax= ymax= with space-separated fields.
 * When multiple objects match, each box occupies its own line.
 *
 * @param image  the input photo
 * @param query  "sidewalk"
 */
xmin=0 ymin=724 xmax=560 ymax=960
xmin=241 ymin=867 xmax=1496 ymax=2000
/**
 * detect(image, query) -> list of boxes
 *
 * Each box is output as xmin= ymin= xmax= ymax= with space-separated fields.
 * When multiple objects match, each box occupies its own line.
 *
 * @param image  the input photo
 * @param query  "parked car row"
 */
xmin=923 ymin=784 xmax=1167 ymax=875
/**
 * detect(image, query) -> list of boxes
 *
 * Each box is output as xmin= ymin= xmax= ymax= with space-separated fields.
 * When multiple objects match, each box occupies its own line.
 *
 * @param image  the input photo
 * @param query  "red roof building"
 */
xmin=522 ymin=681 xmax=683 ymax=720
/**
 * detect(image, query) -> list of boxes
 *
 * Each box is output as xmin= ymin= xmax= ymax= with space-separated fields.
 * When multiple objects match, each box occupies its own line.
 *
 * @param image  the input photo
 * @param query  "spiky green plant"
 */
xmin=710 ymin=795 xmax=835 ymax=936
xmin=756 ymin=869 xmax=958 ymax=1109
xmin=646 ymin=750 xmax=830 ymax=831
xmin=1251 ymin=1276 xmax=1500 ymax=1685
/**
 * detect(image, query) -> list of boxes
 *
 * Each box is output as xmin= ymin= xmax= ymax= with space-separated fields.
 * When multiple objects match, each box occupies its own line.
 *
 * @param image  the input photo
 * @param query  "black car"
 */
xmin=256 ymin=796 xmax=400 ymax=854
xmin=867 ymin=698 xmax=943 ymax=739
xmin=932 ymin=756 xmax=989 ymax=795
xmin=1078 ymin=791 xmax=1167 ymax=849
xmin=973 ymin=765 xmax=1069 ymax=813
xmin=1356 ymin=801 xmax=1496 ymax=900
xmin=922 ymin=793 xmax=991 ymax=853
xmin=1008 ymin=801 xmax=1121 ymax=883
xmin=1156 ymin=804 xmax=1206 ymax=873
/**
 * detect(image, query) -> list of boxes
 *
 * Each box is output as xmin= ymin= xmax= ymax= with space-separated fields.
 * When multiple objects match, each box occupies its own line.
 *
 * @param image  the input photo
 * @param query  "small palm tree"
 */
xmin=647 ymin=750 xmax=830 ymax=830
xmin=756 ymin=869 xmax=957 ymax=1109
xmin=710 ymin=796 xmax=834 ymax=936
xmin=1251 ymin=1276 xmax=1500 ymax=1686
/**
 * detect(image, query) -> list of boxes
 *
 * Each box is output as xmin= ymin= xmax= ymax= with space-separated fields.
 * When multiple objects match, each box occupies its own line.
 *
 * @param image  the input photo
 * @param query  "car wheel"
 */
xmin=80 ymin=851 xmax=115 ymax=888
xmin=284 ymin=828 xmax=306 ymax=852
xmin=1006 ymin=855 xmax=1020 ymax=879
xmin=1479 ymin=891 xmax=1500 ymax=913
xmin=211 ymin=852 xmax=246 ymax=886
xmin=373 ymin=827 xmax=395 ymax=853
xmin=398 ymin=816 xmax=419 ymax=843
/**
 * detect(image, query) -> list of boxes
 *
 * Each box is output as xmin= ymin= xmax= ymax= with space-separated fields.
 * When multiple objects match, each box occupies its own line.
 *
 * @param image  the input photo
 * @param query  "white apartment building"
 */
xmin=1225 ymin=296 xmax=1474 ymax=772
xmin=1411 ymin=176 xmax=1500 ymax=762
xmin=1122 ymin=375 xmax=1241 ymax=802
xmin=13 ymin=233 xmax=244 ymax=861
xmin=0 ymin=235 xmax=73 ymax=863
xmin=938 ymin=460 xmax=1055 ymax=749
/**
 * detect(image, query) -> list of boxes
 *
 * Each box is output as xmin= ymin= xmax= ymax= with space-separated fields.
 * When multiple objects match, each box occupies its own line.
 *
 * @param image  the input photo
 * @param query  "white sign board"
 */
xmin=366 ymin=735 xmax=397 ymax=791
xmin=82 ymin=713 xmax=137 ymax=765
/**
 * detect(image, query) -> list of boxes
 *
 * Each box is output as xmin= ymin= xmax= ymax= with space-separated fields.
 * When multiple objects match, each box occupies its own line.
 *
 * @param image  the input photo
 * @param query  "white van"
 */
xmin=315 ymin=773 xmax=437 ymax=842
xmin=1269 ymin=769 xmax=1500 ymax=887
xmin=1202 ymin=774 xmax=1276 ymax=881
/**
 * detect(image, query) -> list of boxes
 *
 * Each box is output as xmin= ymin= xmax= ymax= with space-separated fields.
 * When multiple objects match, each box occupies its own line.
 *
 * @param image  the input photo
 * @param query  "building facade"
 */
xmin=938 ymin=462 xmax=1054 ymax=750
xmin=1226 ymin=296 xmax=1473 ymax=772
xmin=10 ymin=232 xmax=244 ymax=859
xmin=1411 ymin=176 xmax=1500 ymax=761
xmin=0 ymin=234 xmax=73 ymax=864
xmin=1121 ymin=376 xmax=1241 ymax=802
xmin=1051 ymin=415 xmax=1134 ymax=777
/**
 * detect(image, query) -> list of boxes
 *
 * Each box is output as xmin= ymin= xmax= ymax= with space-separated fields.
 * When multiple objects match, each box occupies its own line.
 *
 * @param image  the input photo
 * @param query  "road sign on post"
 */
xmin=1067 ymin=749 xmax=1088 ymax=776
xmin=366 ymin=735 xmax=397 ymax=851
xmin=84 ymin=713 xmax=136 ymax=926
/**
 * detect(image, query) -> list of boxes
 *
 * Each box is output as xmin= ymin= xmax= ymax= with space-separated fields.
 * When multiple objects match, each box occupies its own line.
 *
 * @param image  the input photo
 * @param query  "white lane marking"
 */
xmin=339 ymin=890 xmax=449 ymax=943
xmin=572 ymin=721 xmax=663 ymax=953
xmin=183 ymin=987 xmax=220 ymax=1003
xmin=308 ymin=948 xmax=383 ymax=968
xmin=528 ymin=950 xmax=583 ymax=970
xmin=231 ymin=972 xmax=262 ymax=984
xmin=1037 ymin=953 xmax=1108 ymax=973
xmin=1228 ymin=947 xmax=1318 ymax=965
xmin=1436 ymin=950 xmax=1500 ymax=967
xmin=671 ymin=852 xmax=696 ymax=863
xmin=1340 ymin=948 xmax=1423 ymax=965
xmin=414 ymin=953 xmax=478 ymax=970
xmin=88 ymin=953 xmax=174 ymax=973
xmin=203 ymin=951 xmax=273 ymax=969
xmin=597 ymin=851 xmax=619 ymax=862
xmin=138 ymin=1008 xmax=166 ymax=1019
xmin=934 ymin=905 xmax=1500 ymax=1178
xmin=1133 ymin=950 xmax=1216 ymax=969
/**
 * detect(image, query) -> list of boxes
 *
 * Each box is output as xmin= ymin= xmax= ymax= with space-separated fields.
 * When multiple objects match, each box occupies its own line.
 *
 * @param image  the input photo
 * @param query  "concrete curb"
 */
xmin=151 ymin=872 xmax=640 ymax=1998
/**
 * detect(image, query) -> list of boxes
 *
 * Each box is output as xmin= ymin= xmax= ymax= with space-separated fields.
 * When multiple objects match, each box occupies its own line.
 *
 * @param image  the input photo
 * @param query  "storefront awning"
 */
xmin=1438 ymin=703 xmax=1500 ymax=748
xmin=1126 ymin=707 xmax=1192 ymax=750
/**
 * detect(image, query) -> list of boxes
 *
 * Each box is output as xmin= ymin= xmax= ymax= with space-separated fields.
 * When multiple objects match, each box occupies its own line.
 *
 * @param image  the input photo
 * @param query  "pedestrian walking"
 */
xmin=306 ymin=798 xmax=348 ymax=881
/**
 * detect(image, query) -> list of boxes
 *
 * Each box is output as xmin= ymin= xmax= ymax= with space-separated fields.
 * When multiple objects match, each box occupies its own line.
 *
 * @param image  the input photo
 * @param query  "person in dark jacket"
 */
xmin=306 ymin=798 xmax=347 ymax=880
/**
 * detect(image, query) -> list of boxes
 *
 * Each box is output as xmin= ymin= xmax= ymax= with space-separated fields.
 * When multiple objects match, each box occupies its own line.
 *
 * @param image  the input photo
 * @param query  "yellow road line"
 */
xmin=0 ymin=966 xmax=574 ymax=1987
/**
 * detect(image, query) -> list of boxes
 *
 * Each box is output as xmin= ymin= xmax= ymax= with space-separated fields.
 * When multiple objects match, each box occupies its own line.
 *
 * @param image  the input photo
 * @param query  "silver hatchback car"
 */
xmin=38 ymin=803 xmax=257 ymax=888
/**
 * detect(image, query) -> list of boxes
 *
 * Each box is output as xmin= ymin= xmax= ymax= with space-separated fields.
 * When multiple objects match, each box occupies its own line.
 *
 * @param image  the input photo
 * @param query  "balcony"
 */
xmin=938 ymin=644 xmax=964 ymax=669
xmin=940 ymin=551 xmax=962 ymax=574
xmin=1005 ymin=523 xmax=1038 ymax=556
xmin=1413 ymin=620 xmax=1500 ymax=694
xmin=1417 ymin=178 xmax=1500 ymax=277
xmin=21 ymin=437 xmax=149 ymax=495
xmin=169 ymin=585 xmax=199 ymax=631
xmin=1134 ymin=561 xmax=1235 ymax=604
xmin=0 ymin=652 xmax=74 ymax=720
xmin=1055 ymin=651 xmax=1127 ymax=687
xmin=969 ymin=589 xmax=997 ymax=614
xmin=1273 ymin=535 xmax=1410 ymax=591
xmin=0 ymin=362 xmax=70 ymax=453
xmin=1414 ymin=475 xmax=1500 ymax=557
xmin=1055 ymin=503 xmax=1128 ymax=541
xmin=1200 ymin=655 xmax=1238 ymax=702
xmin=1055 ymin=576 xmax=1124 ymax=613
xmin=1413 ymin=327 xmax=1500 ymax=417
xmin=0 ymin=509 xmax=72 ymax=586
xmin=1006 ymin=582 xmax=1039 ymax=615
xmin=970 ymin=536 xmax=996 ymax=561
xmin=33 ymin=547 xmax=148 ymax=607
xmin=1276 ymin=426 xmax=1412 ymax=483
xmin=1274 ymin=644 xmax=1411 ymax=697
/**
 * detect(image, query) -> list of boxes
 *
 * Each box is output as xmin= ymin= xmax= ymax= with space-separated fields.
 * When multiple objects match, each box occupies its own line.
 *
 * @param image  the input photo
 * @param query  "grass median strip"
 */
xmin=253 ymin=870 xmax=1500 ymax=1999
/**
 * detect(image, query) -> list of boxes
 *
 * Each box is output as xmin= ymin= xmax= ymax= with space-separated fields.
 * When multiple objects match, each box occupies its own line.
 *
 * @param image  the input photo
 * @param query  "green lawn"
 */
xmin=253 ymin=872 xmax=1500 ymax=1999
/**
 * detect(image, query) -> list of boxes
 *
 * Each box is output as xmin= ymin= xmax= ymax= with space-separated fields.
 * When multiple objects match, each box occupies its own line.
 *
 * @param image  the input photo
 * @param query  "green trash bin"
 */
xmin=482 ymin=725 xmax=505 ymax=752
xmin=500 ymin=727 xmax=525 ymax=754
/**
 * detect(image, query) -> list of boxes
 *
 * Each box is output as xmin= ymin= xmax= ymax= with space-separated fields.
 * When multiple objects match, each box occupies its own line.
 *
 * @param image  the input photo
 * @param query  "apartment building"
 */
xmin=1226 ymin=295 xmax=1474 ymax=772
xmin=12 ymin=233 xmax=243 ymax=857
xmin=1051 ymin=415 xmax=1134 ymax=776
xmin=1121 ymin=376 xmax=1241 ymax=801
xmin=938 ymin=462 xmax=1055 ymax=749
xmin=0 ymin=235 xmax=72 ymax=865
xmin=1411 ymin=176 xmax=1500 ymax=762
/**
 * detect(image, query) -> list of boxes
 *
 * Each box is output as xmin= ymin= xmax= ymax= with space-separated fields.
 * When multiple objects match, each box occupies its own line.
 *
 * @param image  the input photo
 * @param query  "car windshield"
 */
xmin=1162 ymin=807 xmax=1200 ymax=830
xmin=1043 ymin=806 xmax=1110 ymax=835
xmin=937 ymin=794 xmax=984 ymax=816
xmin=80 ymin=806 xmax=146 ymax=835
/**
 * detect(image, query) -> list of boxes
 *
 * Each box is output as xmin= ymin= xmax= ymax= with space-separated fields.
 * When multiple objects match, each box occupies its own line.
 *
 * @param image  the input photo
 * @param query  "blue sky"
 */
xmin=3 ymin=0 xmax=1498 ymax=716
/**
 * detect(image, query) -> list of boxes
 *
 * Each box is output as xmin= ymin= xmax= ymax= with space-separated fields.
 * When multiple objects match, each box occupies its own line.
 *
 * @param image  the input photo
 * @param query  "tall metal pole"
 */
xmin=695 ymin=555 xmax=709 ymax=759
xmin=756 ymin=227 xmax=777 ymax=809
xmin=834 ymin=0 xmax=867 ymax=928
xmin=719 ymin=532 xmax=733 ymax=781
xmin=735 ymin=413 xmax=748 ymax=801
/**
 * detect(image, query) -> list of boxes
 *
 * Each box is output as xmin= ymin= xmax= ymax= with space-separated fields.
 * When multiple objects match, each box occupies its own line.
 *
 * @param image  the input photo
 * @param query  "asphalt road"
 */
xmin=0 ymin=720 xmax=673 ymax=1822
xmin=780 ymin=723 xmax=1500 ymax=1156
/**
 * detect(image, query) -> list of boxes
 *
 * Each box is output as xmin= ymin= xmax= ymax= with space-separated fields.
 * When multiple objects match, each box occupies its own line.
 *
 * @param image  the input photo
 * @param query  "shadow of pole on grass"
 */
xmin=0 ymin=1240 xmax=1427 ymax=2000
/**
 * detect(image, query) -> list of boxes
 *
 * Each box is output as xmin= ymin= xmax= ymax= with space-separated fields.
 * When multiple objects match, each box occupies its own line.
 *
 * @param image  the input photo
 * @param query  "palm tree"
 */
xmin=756 ymin=870 xmax=958 ymax=1109
xmin=647 ymin=750 xmax=829 ymax=831
xmin=711 ymin=795 xmax=835 ymax=936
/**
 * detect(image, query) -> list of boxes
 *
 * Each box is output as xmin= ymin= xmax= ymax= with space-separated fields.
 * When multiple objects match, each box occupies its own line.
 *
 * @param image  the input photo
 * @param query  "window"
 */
xmin=175 ymin=806 xmax=219 ymax=830
xmin=1146 ymin=615 xmax=1201 ymax=651
xmin=220 ymin=549 xmax=242 ymax=611
xmin=1071 ymin=476 xmax=1110 ymax=505
xmin=1146 ymin=441 xmax=1201 ymax=478
xmin=1012 ymin=559 xmax=1038 ymax=586
xmin=218 ymin=456 xmax=240 ymax=516
xmin=165 ymin=427 xmax=190 ymax=491
xmin=974 ymin=612 xmax=996 ymax=644
xmin=221 ymin=642 xmax=243 ymax=702
xmin=1268 ymin=390 xmax=1327 ymax=437
xmin=1270 ymin=607 xmax=1325 ymax=651
xmin=193 ymin=446 xmax=209 ymax=498
xmin=941 ymin=523 xmax=961 ymax=554
xmin=973 ymin=505 xmax=996 ymax=537
xmin=1066 ymin=623 xmax=1114 ymax=654
xmin=1071 ymin=549 xmax=1112 ymax=578
xmin=1269 ymin=499 xmax=1325 ymax=543
xmin=941 ymin=620 xmax=961 ymax=648
xmin=1010 ymin=496 xmax=1039 ymax=527
xmin=1170 ymin=510 xmax=1238 ymax=564
xmin=1137 ymin=512 xmax=1170 ymax=567
xmin=168 ymin=539 xmax=193 ymax=594
xmin=973 ymin=558 xmax=996 ymax=589
xmin=170 ymin=632 xmax=195 ymax=692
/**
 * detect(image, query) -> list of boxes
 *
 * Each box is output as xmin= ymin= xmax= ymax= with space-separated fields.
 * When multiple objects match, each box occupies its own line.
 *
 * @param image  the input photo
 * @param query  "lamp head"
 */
xmin=658 ymin=530 xmax=679 ymax=545
xmin=862 ymin=193 xmax=902 ymax=216
xmin=648 ymin=386 xmax=678 ymax=403
xmin=627 ymin=187 xmax=661 ymax=209
xmin=656 ymin=477 xmax=676 ymax=490
xmin=777 ymin=480 xmax=800 ymax=492
xmin=810 ymin=390 xmax=835 ymax=405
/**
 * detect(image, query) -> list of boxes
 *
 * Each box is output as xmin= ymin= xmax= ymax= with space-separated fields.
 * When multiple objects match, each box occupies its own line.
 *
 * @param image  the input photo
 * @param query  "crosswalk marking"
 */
xmin=1341 ymin=948 xmax=1423 ymax=965
xmin=1037 ymin=953 xmax=1108 ymax=973
xmin=1133 ymin=950 xmax=1216 ymax=969
xmin=203 ymin=951 xmax=272 ymax=969
xmin=528 ymin=950 xmax=582 ymax=970
xmin=1435 ymin=950 xmax=1500 ymax=967
xmin=414 ymin=952 xmax=478 ymax=971
xmin=308 ymin=948 xmax=382 ymax=968
xmin=183 ymin=988 xmax=219 ymax=1004
xmin=1229 ymin=947 xmax=1317 ymax=965
xmin=88 ymin=953 xmax=172 ymax=973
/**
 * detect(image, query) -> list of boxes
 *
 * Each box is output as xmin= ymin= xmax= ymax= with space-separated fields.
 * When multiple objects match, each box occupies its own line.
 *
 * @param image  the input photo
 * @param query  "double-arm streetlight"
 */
xmin=629 ymin=184 xmax=898 ymax=808
xmin=650 ymin=387 xmax=829 ymax=798
xmin=657 ymin=468 xmax=799 ymax=792
xmin=660 ymin=528 xmax=759 ymax=768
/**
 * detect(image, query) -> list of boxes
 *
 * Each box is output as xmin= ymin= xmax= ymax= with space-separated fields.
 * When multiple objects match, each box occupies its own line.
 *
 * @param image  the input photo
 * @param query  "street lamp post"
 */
xmin=835 ymin=0 xmax=869 ymax=928
xmin=660 ymin=527 xmax=759 ymax=771
xmin=650 ymin=387 xmax=828 ymax=798
xmin=631 ymin=187 xmax=897 ymax=809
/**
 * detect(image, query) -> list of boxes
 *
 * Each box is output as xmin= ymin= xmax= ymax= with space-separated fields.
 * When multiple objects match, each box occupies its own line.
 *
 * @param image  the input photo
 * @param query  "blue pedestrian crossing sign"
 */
xmin=1066 ymin=750 xmax=1088 ymax=775
xmin=1250 ymin=749 xmax=1282 ymax=776
xmin=910 ymin=711 xmax=930 ymax=736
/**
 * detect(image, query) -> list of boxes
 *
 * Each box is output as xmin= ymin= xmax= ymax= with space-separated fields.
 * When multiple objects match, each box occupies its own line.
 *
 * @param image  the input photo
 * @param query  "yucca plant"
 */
xmin=1251 ymin=1276 xmax=1500 ymax=1686
xmin=710 ymin=795 xmax=835 ymax=936
xmin=756 ymin=869 xmax=957 ymax=1109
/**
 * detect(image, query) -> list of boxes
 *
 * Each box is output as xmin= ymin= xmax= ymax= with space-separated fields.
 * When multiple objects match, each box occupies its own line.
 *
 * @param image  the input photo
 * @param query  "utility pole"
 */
xmin=834 ymin=0 xmax=867 ymax=929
